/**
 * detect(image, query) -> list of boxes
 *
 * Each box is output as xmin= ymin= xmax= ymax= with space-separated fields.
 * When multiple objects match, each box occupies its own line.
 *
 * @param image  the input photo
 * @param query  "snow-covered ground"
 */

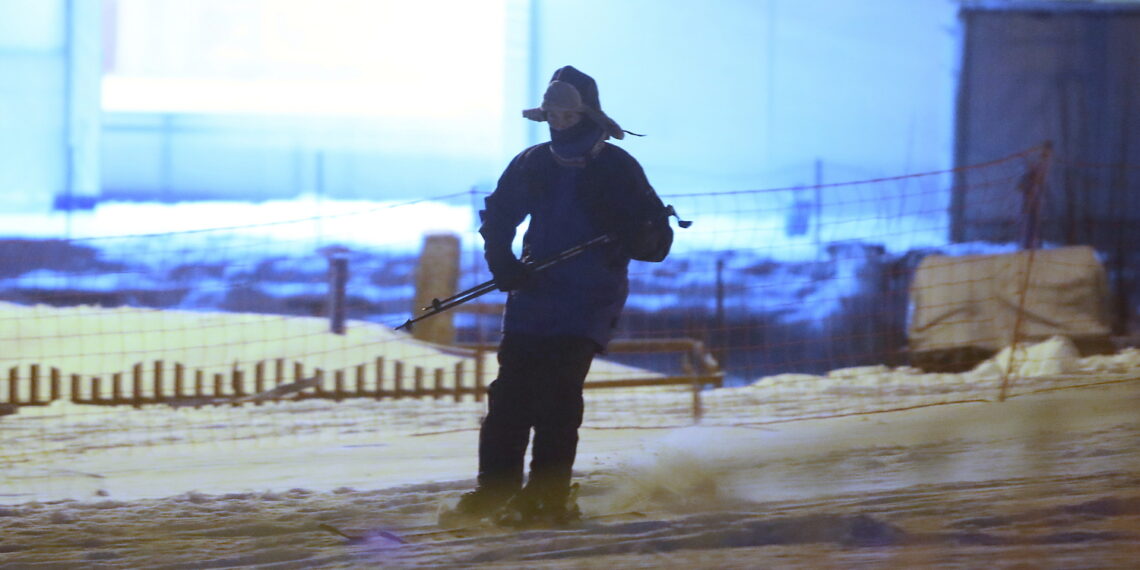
xmin=4 ymin=382 xmax=1140 ymax=568
xmin=2 ymin=302 xmax=1139 ymax=567
xmin=2 ymin=196 xmax=1139 ymax=567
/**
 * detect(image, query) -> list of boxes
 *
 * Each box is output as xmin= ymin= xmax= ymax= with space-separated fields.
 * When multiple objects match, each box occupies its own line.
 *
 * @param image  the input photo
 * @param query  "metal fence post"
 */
xmin=328 ymin=255 xmax=348 ymax=335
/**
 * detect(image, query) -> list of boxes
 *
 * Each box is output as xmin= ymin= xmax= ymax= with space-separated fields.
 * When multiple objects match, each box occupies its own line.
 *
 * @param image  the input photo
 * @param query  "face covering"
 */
xmin=550 ymin=118 xmax=606 ymax=163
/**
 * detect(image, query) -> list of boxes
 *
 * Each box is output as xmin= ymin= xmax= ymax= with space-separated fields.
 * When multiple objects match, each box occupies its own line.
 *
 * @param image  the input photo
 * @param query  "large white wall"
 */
xmin=3 ymin=1 xmax=962 ymax=210
xmin=0 ymin=0 xmax=99 ymax=213
xmin=530 ymin=0 xmax=960 ymax=193
xmin=0 ymin=0 xmax=67 ymax=211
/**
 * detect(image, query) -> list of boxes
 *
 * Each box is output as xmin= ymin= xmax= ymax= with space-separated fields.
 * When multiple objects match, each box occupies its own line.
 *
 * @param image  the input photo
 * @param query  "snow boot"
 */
xmin=495 ymin=483 xmax=581 ymax=528
xmin=439 ymin=486 xmax=515 ymax=526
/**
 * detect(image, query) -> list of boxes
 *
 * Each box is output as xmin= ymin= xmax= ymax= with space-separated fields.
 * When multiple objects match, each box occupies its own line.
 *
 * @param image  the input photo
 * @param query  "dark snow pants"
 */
xmin=477 ymin=333 xmax=596 ymax=501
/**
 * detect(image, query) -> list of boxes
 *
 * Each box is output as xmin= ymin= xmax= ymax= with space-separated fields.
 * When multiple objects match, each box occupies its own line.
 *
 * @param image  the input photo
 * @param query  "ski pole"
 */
xmin=395 ymin=233 xmax=615 ymax=332
xmin=394 ymin=204 xmax=691 ymax=332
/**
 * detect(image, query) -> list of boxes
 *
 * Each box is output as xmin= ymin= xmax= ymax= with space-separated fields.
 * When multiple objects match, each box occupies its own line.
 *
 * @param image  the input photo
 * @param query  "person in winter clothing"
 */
xmin=454 ymin=65 xmax=673 ymax=525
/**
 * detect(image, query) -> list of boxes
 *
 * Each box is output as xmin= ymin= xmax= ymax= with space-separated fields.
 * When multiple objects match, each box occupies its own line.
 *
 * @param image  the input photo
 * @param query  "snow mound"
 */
xmin=972 ymin=335 xmax=1081 ymax=378
xmin=1075 ymin=347 xmax=1140 ymax=374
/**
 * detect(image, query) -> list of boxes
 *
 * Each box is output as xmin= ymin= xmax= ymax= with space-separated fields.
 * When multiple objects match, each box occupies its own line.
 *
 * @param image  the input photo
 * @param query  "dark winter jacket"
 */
xmin=479 ymin=142 xmax=671 ymax=349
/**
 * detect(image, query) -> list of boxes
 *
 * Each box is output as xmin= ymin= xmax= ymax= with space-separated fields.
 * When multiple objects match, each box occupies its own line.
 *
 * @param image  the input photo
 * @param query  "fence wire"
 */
xmin=2 ymin=145 xmax=1138 ymax=466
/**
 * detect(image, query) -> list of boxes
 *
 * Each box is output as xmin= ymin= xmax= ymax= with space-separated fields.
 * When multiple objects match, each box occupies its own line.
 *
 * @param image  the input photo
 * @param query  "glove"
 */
xmin=618 ymin=217 xmax=673 ymax=263
xmin=486 ymin=245 xmax=531 ymax=292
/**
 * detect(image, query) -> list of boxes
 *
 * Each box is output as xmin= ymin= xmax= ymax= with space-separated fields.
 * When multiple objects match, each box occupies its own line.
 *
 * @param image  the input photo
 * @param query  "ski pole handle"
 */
xmin=664 ymin=204 xmax=692 ymax=228
xmin=395 ymin=232 xmax=616 ymax=332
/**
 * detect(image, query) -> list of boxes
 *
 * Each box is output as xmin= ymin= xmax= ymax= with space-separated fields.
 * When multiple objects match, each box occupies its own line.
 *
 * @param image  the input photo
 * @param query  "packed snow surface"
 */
xmin=2 ymin=197 xmax=1137 ymax=566
xmin=2 ymin=306 xmax=1139 ymax=567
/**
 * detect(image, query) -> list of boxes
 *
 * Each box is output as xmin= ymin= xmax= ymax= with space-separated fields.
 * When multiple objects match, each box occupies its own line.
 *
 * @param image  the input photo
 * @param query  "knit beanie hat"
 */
xmin=522 ymin=65 xmax=626 ymax=140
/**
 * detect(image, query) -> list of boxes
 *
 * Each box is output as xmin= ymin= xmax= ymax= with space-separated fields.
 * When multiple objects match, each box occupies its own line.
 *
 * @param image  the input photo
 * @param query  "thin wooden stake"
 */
xmin=334 ymin=369 xmax=346 ymax=401
xmin=112 ymin=373 xmax=123 ymax=403
xmin=453 ymin=361 xmax=464 ymax=403
xmin=71 ymin=374 xmax=81 ymax=403
xmin=30 ymin=364 xmax=40 ymax=404
xmin=394 ymin=361 xmax=404 ymax=399
xmin=7 ymin=367 xmax=18 ymax=405
xmin=132 ymin=363 xmax=143 ymax=408
xmin=255 ymin=361 xmax=266 ymax=398
xmin=375 ymin=357 xmax=386 ymax=399
xmin=355 ymin=364 xmax=366 ymax=396
xmin=51 ymin=368 xmax=61 ymax=402
xmin=154 ymin=361 xmax=165 ymax=402
xmin=195 ymin=369 xmax=205 ymax=400
xmin=231 ymin=365 xmax=245 ymax=398
xmin=174 ymin=363 xmax=185 ymax=399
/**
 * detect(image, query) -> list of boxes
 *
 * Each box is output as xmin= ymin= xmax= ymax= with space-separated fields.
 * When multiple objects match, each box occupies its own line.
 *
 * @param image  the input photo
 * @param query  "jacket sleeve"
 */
xmin=479 ymin=147 xmax=534 ymax=258
xmin=613 ymin=150 xmax=673 ymax=263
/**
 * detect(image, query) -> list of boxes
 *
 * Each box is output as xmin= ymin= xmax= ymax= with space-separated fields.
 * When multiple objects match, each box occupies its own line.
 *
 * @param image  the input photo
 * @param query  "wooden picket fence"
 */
xmin=2 ymin=355 xmax=487 ymax=409
xmin=1 ymin=338 xmax=724 ymax=418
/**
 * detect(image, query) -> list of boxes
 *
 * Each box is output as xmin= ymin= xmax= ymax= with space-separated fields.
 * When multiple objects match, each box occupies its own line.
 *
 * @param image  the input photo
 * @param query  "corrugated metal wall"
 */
xmin=951 ymin=5 xmax=1140 ymax=332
